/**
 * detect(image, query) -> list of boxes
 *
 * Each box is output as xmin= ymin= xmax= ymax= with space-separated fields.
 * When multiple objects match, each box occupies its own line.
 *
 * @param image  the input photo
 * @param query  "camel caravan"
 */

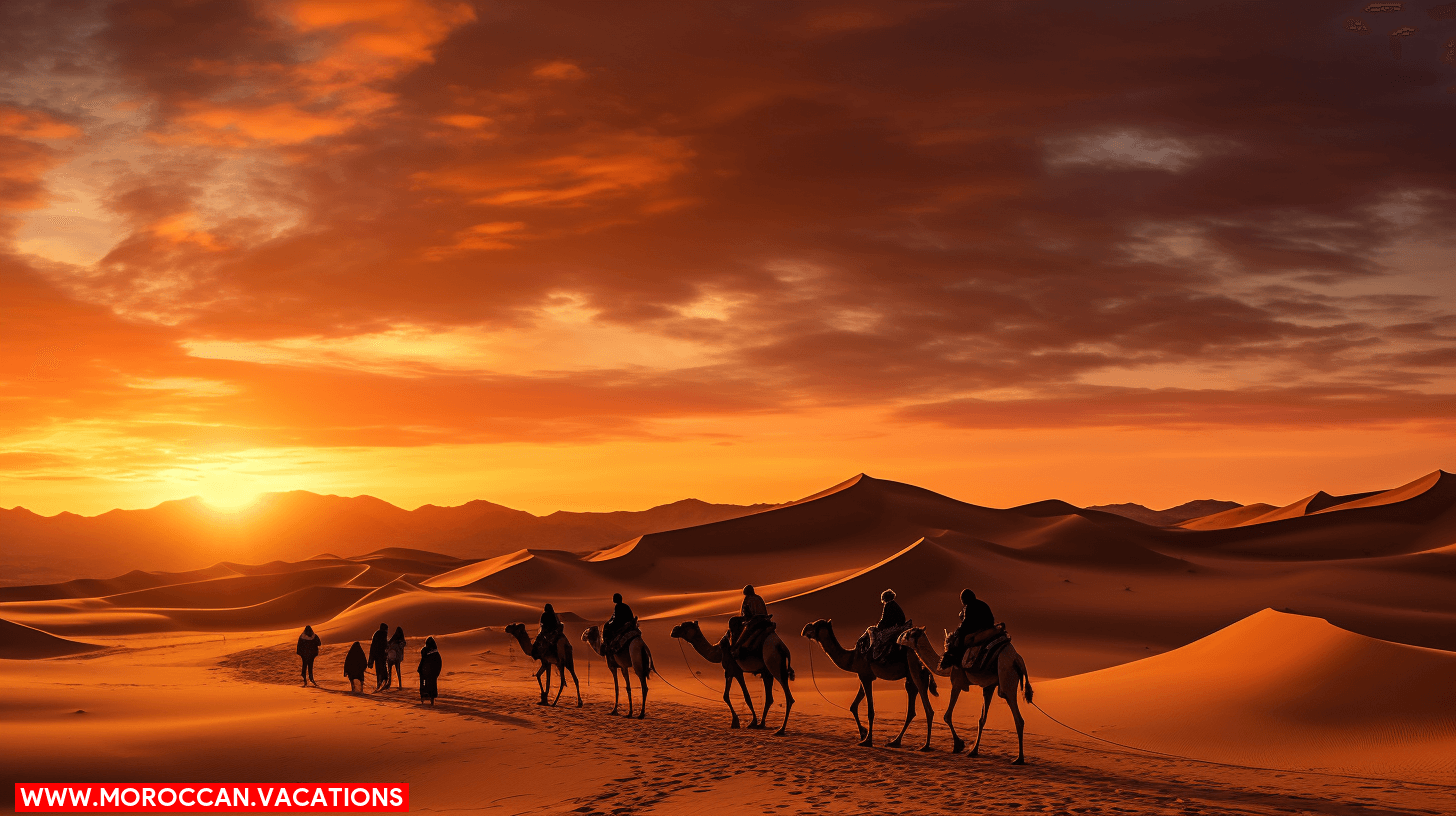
xmin=503 ymin=584 xmax=1033 ymax=762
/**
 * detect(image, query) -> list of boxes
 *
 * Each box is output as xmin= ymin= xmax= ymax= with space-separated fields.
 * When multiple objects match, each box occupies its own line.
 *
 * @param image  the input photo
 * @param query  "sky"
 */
xmin=1 ymin=0 xmax=1453 ymax=517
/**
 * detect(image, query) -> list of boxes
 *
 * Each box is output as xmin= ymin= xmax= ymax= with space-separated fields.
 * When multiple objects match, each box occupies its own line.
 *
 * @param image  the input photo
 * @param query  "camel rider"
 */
xmin=729 ymin=584 xmax=770 ymax=655
xmin=942 ymin=589 xmax=995 ymax=669
xmin=535 ymin=603 xmax=562 ymax=658
xmin=603 ymin=592 xmax=635 ymax=647
xmin=877 ymin=589 xmax=906 ymax=630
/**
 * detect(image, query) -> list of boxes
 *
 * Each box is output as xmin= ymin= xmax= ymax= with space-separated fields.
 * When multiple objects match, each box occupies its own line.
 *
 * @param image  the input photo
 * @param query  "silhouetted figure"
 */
xmin=369 ymin=623 xmax=390 ymax=690
xmin=877 ymin=589 xmax=906 ymax=629
xmin=942 ymin=588 xmax=997 ymax=670
xmin=417 ymin=637 xmax=442 ymax=705
xmin=387 ymin=627 xmax=406 ymax=689
xmin=728 ymin=584 xmax=770 ymax=655
xmin=603 ymin=593 xmax=634 ymax=647
xmin=534 ymin=603 xmax=562 ymax=659
xmin=344 ymin=641 xmax=368 ymax=692
xmin=296 ymin=625 xmax=321 ymax=686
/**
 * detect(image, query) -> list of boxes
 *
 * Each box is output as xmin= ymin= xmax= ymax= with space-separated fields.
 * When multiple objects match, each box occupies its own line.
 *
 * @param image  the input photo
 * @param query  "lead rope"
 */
xmin=677 ymin=638 xmax=724 ymax=693
xmin=649 ymin=659 xmax=719 ymax=703
xmin=805 ymin=644 xmax=851 ymax=712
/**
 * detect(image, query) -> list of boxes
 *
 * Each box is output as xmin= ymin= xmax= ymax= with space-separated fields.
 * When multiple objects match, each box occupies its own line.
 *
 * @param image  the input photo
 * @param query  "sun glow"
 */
xmin=199 ymin=492 xmax=264 ymax=513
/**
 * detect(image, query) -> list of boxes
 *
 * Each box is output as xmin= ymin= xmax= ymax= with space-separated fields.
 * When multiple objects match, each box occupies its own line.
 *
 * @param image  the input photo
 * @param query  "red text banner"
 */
xmin=15 ymin=784 xmax=408 ymax=812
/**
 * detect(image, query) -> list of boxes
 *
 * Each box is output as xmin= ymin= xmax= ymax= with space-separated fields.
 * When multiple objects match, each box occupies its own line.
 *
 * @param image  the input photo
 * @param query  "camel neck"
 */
xmin=509 ymin=629 xmax=533 ymax=653
xmin=814 ymin=627 xmax=856 ymax=671
xmin=686 ymin=629 xmax=722 ymax=662
xmin=909 ymin=635 xmax=947 ymax=675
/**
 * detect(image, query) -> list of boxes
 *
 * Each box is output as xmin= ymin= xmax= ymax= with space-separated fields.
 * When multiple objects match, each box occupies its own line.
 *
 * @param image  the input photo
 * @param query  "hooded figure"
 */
xmin=540 ymin=603 xmax=561 ymax=636
xmin=296 ymin=625 xmax=321 ymax=686
xmin=343 ymin=641 xmax=368 ymax=692
xmin=729 ymin=584 xmax=769 ymax=651
xmin=943 ymin=589 xmax=996 ymax=669
xmin=369 ymin=623 xmax=390 ymax=690
xmin=417 ymin=637 xmax=442 ymax=705
xmin=603 ymin=593 xmax=634 ymax=645
xmin=386 ymin=627 xmax=406 ymax=688
xmin=876 ymin=589 xmax=906 ymax=630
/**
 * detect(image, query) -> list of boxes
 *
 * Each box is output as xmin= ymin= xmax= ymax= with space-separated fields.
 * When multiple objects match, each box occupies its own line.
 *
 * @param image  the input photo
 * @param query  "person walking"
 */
xmin=296 ymin=625 xmax=321 ymax=687
xmin=417 ymin=637 xmax=442 ymax=705
xmin=368 ymin=623 xmax=390 ymax=691
xmin=344 ymin=641 xmax=368 ymax=692
xmin=386 ymin=626 xmax=406 ymax=689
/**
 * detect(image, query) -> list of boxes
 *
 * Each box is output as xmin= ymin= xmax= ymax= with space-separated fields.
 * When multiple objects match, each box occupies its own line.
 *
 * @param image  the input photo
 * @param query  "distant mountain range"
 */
xmin=0 ymin=492 xmax=776 ymax=586
xmin=1086 ymin=500 xmax=1243 ymax=527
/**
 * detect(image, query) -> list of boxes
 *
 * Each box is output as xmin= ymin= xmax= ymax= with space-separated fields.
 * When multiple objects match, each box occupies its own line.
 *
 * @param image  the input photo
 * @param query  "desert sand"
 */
xmin=4 ymin=471 xmax=1455 ymax=814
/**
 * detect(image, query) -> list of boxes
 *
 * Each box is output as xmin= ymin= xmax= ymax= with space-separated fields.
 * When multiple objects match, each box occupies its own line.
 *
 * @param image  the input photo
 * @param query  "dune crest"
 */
xmin=1040 ymin=609 xmax=1456 ymax=781
xmin=0 ymin=618 xmax=103 ymax=660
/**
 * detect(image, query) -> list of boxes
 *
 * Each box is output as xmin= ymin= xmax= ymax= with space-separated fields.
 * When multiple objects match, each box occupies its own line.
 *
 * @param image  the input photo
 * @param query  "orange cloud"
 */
xmin=1 ymin=0 xmax=1451 ymax=516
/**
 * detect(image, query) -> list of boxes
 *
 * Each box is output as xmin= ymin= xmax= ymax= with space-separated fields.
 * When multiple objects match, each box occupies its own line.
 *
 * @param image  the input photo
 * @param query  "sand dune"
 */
xmin=1039 ymin=609 xmax=1456 ymax=780
xmin=5 ymin=470 xmax=1456 ymax=813
xmin=0 ymin=617 xmax=103 ymax=659
xmin=1167 ymin=469 xmax=1456 ymax=560
xmin=1089 ymin=499 xmax=1242 ymax=526
xmin=1178 ymin=502 xmax=1277 ymax=530
xmin=0 ymin=564 xmax=240 ymax=603
xmin=3 ymin=470 xmax=1455 ymax=679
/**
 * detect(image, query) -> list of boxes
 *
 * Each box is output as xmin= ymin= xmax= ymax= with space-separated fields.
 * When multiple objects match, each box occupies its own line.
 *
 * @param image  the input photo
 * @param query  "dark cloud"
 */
xmin=2 ymin=0 xmax=1452 ymax=448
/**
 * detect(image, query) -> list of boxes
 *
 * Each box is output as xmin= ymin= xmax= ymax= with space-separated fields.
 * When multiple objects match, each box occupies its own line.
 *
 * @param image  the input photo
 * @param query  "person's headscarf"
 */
xmin=422 ymin=636 xmax=438 ymax=654
xmin=391 ymin=626 xmax=405 ymax=642
xmin=302 ymin=625 xmax=314 ymax=637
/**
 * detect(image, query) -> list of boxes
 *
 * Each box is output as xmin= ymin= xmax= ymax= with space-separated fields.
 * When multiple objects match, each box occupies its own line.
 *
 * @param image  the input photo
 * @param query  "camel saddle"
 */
xmin=606 ymin=623 xmax=642 ymax=655
xmin=858 ymin=620 xmax=913 ymax=663
xmin=531 ymin=629 xmax=562 ymax=659
xmin=963 ymin=624 xmax=1011 ymax=674
xmin=731 ymin=616 xmax=776 ymax=659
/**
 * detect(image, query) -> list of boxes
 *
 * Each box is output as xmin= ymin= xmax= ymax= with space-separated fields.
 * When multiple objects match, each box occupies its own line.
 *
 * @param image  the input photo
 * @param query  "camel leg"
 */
xmin=849 ymin=686 xmax=867 ymax=743
xmin=567 ymin=662 xmax=582 ymax=707
xmin=607 ymin=665 xmax=621 ymax=715
xmin=756 ymin=672 xmax=774 ymax=730
xmin=970 ymin=685 xmax=994 ymax=756
xmin=722 ymin=675 xmax=741 ymax=728
xmin=886 ymin=678 xmax=916 ymax=748
xmin=636 ymin=657 xmax=649 ymax=719
xmin=918 ymin=678 xmax=935 ymax=752
xmin=945 ymin=683 xmax=964 ymax=753
xmin=853 ymin=683 xmax=874 ymax=746
xmin=1002 ymin=684 xmax=1026 ymax=764
xmin=739 ymin=674 xmax=761 ymax=728
xmin=770 ymin=656 xmax=794 ymax=737
xmin=552 ymin=663 xmax=567 ymax=706
xmin=624 ymin=660 xmax=636 ymax=718
xmin=535 ymin=664 xmax=549 ymax=704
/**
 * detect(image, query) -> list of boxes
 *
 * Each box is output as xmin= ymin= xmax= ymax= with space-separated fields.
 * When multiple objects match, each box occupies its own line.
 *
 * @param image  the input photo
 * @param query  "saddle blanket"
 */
xmin=532 ymin=630 xmax=562 ymax=659
xmin=965 ymin=630 xmax=1011 ymax=674
xmin=734 ymin=618 xmax=776 ymax=657
xmin=857 ymin=621 xmax=913 ymax=662
xmin=606 ymin=625 xmax=642 ymax=654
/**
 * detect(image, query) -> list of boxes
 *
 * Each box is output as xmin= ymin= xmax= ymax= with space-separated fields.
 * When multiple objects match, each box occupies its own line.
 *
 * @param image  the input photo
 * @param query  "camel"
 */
xmin=504 ymin=622 xmax=582 ymax=707
xmin=897 ymin=626 xmax=1032 ymax=764
xmin=800 ymin=619 xmax=938 ymax=750
xmin=581 ymin=625 xmax=652 ymax=718
xmin=670 ymin=620 xmax=796 ymax=735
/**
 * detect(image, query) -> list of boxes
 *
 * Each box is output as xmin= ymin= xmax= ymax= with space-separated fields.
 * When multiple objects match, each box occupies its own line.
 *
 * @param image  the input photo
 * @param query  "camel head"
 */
xmin=670 ymin=620 xmax=700 ymax=639
xmin=896 ymin=626 xmax=926 ymax=647
xmin=503 ymin=622 xmax=526 ymax=639
xmin=800 ymin=619 xmax=833 ymax=640
xmin=581 ymin=625 xmax=600 ymax=645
